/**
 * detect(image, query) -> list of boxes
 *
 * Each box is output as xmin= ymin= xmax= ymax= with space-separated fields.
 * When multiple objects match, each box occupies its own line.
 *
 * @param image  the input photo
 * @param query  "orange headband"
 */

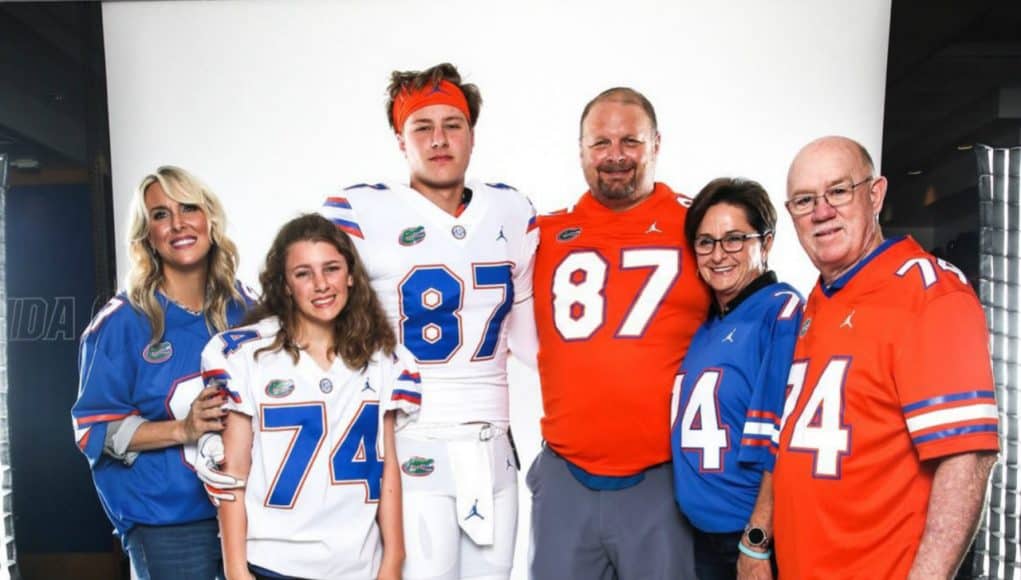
xmin=391 ymin=80 xmax=471 ymax=134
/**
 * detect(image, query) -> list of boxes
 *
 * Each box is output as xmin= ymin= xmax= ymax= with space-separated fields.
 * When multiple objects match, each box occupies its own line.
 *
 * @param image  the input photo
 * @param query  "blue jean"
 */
xmin=122 ymin=518 xmax=223 ymax=580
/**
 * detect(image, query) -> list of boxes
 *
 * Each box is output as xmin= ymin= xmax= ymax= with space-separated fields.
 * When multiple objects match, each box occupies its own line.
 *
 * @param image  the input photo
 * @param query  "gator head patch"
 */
xmin=265 ymin=379 xmax=295 ymax=398
xmin=557 ymin=227 xmax=582 ymax=242
xmin=399 ymin=226 xmax=426 ymax=246
xmin=142 ymin=341 xmax=173 ymax=363
xmin=401 ymin=456 xmax=435 ymax=477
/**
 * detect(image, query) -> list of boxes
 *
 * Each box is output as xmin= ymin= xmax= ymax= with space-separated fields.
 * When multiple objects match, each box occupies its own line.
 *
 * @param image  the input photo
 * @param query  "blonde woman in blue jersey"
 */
xmin=209 ymin=214 xmax=421 ymax=580
xmin=670 ymin=178 xmax=802 ymax=580
xmin=72 ymin=166 xmax=250 ymax=579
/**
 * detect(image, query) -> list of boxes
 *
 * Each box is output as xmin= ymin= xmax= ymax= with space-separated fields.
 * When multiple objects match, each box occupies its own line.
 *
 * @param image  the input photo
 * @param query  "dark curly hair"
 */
xmin=245 ymin=214 xmax=395 ymax=369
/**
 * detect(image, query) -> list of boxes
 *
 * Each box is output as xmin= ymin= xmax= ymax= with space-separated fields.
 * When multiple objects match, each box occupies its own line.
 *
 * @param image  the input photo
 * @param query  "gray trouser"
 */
xmin=526 ymin=446 xmax=696 ymax=580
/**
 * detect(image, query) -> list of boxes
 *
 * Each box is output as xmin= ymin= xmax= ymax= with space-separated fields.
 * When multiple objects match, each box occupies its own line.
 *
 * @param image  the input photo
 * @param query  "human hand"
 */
xmin=737 ymin=552 xmax=773 ymax=580
xmin=181 ymin=385 xmax=226 ymax=444
xmin=196 ymin=432 xmax=244 ymax=506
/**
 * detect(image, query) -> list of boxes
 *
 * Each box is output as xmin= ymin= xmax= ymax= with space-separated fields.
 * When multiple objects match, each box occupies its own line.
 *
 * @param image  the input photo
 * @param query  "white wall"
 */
xmin=103 ymin=1 xmax=890 ymax=576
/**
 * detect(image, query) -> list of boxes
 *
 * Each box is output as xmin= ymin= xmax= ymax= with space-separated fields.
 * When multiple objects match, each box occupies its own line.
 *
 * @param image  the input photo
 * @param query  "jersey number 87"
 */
xmin=398 ymin=263 xmax=513 ymax=363
xmin=551 ymin=248 xmax=680 ymax=340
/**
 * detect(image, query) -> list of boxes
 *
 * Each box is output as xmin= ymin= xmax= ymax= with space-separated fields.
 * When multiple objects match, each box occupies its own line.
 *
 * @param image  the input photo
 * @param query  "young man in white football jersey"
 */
xmin=323 ymin=62 xmax=539 ymax=580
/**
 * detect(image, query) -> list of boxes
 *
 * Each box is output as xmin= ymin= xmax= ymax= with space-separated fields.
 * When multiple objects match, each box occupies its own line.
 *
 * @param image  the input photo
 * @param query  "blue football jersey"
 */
xmin=670 ymin=280 xmax=802 ymax=533
xmin=72 ymin=288 xmax=248 ymax=536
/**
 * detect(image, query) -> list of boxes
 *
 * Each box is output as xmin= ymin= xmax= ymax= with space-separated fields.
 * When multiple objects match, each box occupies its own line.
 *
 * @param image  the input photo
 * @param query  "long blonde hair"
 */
xmin=126 ymin=166 xmax=242 ymax=344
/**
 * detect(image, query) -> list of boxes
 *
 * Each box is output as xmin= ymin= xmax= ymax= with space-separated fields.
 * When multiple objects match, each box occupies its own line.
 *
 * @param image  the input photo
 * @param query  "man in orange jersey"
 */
xmin=528 ymin=87 xmax=710 ymax=579
xmin=773 ymin=135 xmax=999 ymax=579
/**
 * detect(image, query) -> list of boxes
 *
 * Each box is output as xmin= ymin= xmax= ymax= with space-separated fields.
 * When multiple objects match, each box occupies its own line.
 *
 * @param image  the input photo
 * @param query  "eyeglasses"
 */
xmin=693 ymin=231 xmax=771 ymax=256
xmin=785 ymin=177 xmax=873 ymax=216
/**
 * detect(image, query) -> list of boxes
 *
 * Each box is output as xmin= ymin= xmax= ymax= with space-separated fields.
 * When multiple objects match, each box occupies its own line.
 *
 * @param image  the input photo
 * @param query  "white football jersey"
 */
xmin=321 ymin=181 xmax=538 ymax=424
xmin=200 ymin=317 xmax=421 ymax=580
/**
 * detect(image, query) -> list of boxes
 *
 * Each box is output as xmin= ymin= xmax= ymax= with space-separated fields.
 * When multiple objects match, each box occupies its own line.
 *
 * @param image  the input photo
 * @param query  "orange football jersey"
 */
xmin=773 ymin=237 xmax=999 ymax=579
xmin=533 ymin=182 xmax=710 ymax=475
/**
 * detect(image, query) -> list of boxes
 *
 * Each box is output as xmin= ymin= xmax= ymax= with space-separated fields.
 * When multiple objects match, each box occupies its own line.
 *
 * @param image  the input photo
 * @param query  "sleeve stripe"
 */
xmin=73 ymin=410 xmax=138 ymax=428
xmin=328 ymin=218 xmax=364 ymax=239
xmin=392 ymin=390 xmax=422 ymax=404
xmin=912 ymin=424 xmax=998 ymax=445
xmin=905 ymin=403 xmax=998 ymax=433
xmin=742 ymin=422 xmax=779 ymax=438
xmin=202 ymin=368 xmax=230 ymax=380
xmin=76 ymin=428 xmax=92 ymax=451
xmin=741 ymin=438 xmax=774 ymax=448
xmin=902 ymin=390 xmax=996 ymax=413
xmin=202 ymin=369 xmax=241 ymax=403
xmin=324 ymin=196 xmax=353 ymax=209
xmin=398 ymin=370 xmax=422 ymax=384
xmin=746 ymin=410 xmax=780 ymax=424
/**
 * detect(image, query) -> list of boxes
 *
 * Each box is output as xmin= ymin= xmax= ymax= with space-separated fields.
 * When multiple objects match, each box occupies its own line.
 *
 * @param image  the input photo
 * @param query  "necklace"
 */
xmin=164 ymin=294 xmax=203 ymax=316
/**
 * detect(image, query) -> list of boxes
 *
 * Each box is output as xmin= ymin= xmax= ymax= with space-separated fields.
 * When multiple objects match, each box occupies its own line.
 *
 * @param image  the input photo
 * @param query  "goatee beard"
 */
xmin=596 ymin=177 xmax=637 ymax=200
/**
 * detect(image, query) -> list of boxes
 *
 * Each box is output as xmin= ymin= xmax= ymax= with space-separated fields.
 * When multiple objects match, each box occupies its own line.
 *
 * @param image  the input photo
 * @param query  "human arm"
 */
xmin=894 ymin=289 xmax=999 ymax=578
xmin=737 ymin=287 xmax=800 ymax=579
xmin=907 ymin=451 xmax=997 ymax=579
xmin=218 ymin=410 xmax=254 ymax=580
xmin=507 ymin=297 xmax=538 ymax=370
xmin=376 ymin=411 xmax=404 ymax=580
xmin=126 ymin=385 xmax=226 ymax=451
xmin=508 ymin=197 xmax=539 ymax=370
xmin=737 ymin=471 xmax=774 ymax=580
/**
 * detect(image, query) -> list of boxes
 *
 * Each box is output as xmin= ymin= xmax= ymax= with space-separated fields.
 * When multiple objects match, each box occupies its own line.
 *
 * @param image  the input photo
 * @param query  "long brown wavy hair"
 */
xmin=126 ymin=166 xmax=242 ymax=344
xmin=247 ymin=214 xmax=395 ymax=369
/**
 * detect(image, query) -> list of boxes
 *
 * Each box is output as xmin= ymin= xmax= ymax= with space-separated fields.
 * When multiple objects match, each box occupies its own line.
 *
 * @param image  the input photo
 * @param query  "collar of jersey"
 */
xmin=577 ymin=181 xmax=673 ymax=214
xmin=820 ymin=236 xmax=904 ymax=298
xmin=710 ymin=270 xmax=778 ymax=319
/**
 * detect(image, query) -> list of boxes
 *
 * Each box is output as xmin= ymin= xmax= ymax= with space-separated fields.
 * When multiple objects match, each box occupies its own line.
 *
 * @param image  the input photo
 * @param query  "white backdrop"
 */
xmin=103 ymin=1 xmax=890 ymax=576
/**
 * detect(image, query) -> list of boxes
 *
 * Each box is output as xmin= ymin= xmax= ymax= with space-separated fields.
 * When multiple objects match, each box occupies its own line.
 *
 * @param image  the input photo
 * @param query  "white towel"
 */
xmin=448 ymin=437 xmax=495 ymax=545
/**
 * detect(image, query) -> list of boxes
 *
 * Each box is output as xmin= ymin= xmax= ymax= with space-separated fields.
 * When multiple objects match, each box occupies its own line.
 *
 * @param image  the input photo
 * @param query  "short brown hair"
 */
xmin=386 ymin=62 xmax=482 ymax=131
xmin=579 ymin=87 xmax=658 ymax=138
xmin=684 ymin=177 xmax=777 ymax=247
xmin=246 ymin=214 xmax=396 ymax=370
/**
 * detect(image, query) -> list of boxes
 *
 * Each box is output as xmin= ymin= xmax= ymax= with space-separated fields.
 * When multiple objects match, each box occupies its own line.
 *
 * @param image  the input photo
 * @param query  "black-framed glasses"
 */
xmin=785 ymin=177 xmax=873 ymax=216
xmin=693 ymin=231 xmax=772 ymax=256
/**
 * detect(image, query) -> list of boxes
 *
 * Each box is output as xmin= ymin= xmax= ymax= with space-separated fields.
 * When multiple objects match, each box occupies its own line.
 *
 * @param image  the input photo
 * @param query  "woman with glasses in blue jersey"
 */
xmin=670 ymin=177 xmax=802 ymax=580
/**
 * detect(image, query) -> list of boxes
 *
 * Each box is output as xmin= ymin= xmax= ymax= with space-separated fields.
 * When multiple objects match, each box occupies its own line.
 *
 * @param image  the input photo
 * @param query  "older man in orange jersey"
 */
xmin=528 ymin=87 xmax=710 ymax=580
xmin=773 ymin=136 xmax=998 ymax=579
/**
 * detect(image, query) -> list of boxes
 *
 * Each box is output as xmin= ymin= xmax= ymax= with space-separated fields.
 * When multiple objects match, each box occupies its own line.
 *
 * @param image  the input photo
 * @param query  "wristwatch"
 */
xmin=743 ymin=524 xmax=770 ymax=549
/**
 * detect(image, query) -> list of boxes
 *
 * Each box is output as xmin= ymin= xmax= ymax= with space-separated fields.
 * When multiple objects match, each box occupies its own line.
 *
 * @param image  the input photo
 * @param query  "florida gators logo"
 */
xmin=142 ymin=341 xmax=173 ymax=363
xmin=557 ymin=227 xmax=582 ymax=242
xmin=400 ymin=226 xmax=427 ymax=246
xmin=265 ymin=379 xmax=295 ymax=398
xmin=401 ymin=456 xmax=435 ymax=477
